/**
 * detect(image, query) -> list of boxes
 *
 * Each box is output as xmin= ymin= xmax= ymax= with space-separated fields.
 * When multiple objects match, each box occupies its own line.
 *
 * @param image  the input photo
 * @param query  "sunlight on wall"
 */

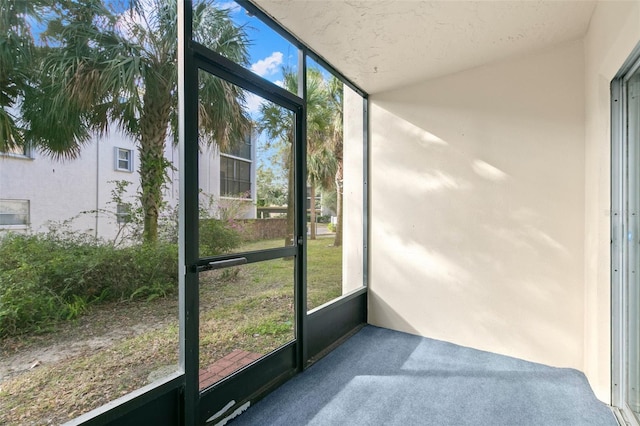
xmin=368 ymin=39 xmax=585 ymax=371
xmin=471 ymin=159 xmax=507 ymax=182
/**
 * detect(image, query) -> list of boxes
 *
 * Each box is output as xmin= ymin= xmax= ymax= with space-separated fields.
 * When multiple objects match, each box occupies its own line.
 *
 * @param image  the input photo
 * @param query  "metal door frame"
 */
xmin=611 ymin=44 xmax=640 ymax=426
xmin=179 ymin=27 xmax=307 ymax=425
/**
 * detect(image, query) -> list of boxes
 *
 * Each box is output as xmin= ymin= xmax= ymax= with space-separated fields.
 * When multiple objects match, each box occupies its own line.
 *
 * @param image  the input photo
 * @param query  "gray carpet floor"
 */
xmin=229 ymin=325 xmax=617 ymax=425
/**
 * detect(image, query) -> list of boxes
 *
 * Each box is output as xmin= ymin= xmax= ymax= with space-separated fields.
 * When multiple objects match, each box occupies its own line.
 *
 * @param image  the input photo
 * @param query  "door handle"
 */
xmin=196 ymin=257 xmax=247 ymax=272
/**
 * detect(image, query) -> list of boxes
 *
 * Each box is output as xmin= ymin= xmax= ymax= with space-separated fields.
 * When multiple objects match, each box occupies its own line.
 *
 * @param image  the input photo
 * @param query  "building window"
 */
xmin=220 ymin=155 xmax=251 ymax=198
xmin=116 ymin=204 xmax=130 ymax=224
xmin=1 ymin=144 xmax=33 ymax=158
xmin=115 ymin=148 xmax=133 ymax=172
xmin=0 ymin=199 xmax=30 ymax=227
xmin=224 ymin=133 xmax=252 ymax=160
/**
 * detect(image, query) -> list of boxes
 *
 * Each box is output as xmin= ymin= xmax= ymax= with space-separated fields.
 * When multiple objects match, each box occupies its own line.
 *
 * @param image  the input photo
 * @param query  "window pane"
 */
xmin=198 ymin=70 xmax=294 ymax=257
xmin=627 ymin=66 xmax=640 ymax=421
xmin=192 ymin=0 xmax=299 ymax=94
xmin=238 ymin=160 xmax=251 ymax=182
xmin=219 ymin=157 xmax=251 ymax=199
xmin=0 ymin=199 xmax=29 ymax=226
xmin=225 ymin=134 xmax=252 ymax=160
xmin=199 ymin=259 xmax=294 ymax=389
xmin=305 ymin=59 xmax=365 ymax=312
xmin=0 ymin=3 xmax=180 ymax=424
xmin=0 ymin=145 xmax=30 ymax=156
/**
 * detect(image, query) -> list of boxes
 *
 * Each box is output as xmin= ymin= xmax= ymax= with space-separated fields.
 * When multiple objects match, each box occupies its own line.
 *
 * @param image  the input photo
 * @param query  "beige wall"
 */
xmin=583 ymin=0 xmax=640 ymax=403
xmin=343 ymin=85 xmax=365 ymax=294
xmin=369 ymin=40 xmax=586 ymax=370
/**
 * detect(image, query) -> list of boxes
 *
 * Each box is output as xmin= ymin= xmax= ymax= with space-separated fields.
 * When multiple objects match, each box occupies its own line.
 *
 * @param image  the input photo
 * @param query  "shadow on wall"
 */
xmin=368 ymin=40 xmax=585 ymax=369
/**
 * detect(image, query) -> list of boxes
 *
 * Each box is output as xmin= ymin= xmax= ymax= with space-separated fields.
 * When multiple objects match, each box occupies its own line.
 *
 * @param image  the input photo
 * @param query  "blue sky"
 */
xmin=219 ymin=1 xmax=299 ymax=179
xmin=218 ymin=1 xmax=299 ymax=117
xmin=28 ymin=0 xmax=306 ymax=179
xmin=226 ymin=3 xmax=298 ymax=81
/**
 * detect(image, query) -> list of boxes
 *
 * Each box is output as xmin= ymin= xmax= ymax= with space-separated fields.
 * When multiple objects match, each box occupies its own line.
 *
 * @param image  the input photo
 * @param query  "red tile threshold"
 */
xmin=199 ymin=349 xmax=262 ymax=389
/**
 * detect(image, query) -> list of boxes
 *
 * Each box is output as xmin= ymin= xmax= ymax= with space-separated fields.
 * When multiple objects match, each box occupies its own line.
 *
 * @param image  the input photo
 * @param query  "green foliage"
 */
xmin=219 ymin=267 xmax=241 ymax=281
xmin=321 ymin=188 xmax=337 ymax=215
xmin=199 ymin=219 xmax=241 ymax=257
xmin=241 ymin=318 xmax=293 ymax=337
xmin=13 ymin=0 xmax=251 ymax=243
xmin=0 ymin=181 xmax=246 ymax=336
xmin=197 ymin=192 xmax=243 ymax=254
xmin=327 ymin=222 xmax=336 ymax=233
xmin=317 ymin=215 xmax=331 ymax=224
xmin=256 ymin=164 xmax=287 ymax=207
xmin=0 ymin=233 xmax=178 ymax=337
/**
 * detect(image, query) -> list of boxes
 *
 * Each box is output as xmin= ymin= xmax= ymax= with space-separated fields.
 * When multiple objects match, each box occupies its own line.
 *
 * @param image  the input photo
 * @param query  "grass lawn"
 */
xmin=0 ymin=237 xmax=342 ymax=425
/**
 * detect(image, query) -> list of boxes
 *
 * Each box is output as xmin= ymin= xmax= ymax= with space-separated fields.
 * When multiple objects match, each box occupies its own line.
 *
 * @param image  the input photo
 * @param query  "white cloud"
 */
xmin=250 ymin=52 xmax=283 ymax=77
xmin=115 ymin=0 xmax=157 ymax=42
xmin=245 ymin=92 xmax=264 ymax=117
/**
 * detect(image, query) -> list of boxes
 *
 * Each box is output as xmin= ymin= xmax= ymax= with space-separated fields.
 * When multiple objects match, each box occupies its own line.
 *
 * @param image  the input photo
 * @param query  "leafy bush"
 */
xmin=0 ymin=233 xmax=178 ymax=337
xmin=327 ymin=222 xmax=336 ymax=232
xmin=199 ymin=219 xmax=241 ymax=257
xmin=0 ymin=189 xmax=245 ymax=336
xmin=317 ymin=215 xmax=331 ymax=224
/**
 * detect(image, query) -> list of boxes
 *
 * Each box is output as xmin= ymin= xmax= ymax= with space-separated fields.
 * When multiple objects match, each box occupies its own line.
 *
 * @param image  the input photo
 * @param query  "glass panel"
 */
xmin=305 ymin=60 xmax=365 ymax=311
xmin=628 ymin=67 xmax=640 ymax=420
xmin=192 ymin=0 xmax=298 ymax=93
xmin=0 ymin=3 xmax=181 ymax=423
xmin=225 ymin=133 xmax=252 ymax=160
xmin=198 ymin=70 xmax=295 ymax=257
xmin=0 ymin=199 xmax=29 ymax=226
xmin=198 ymin=259 xmax=295 ymax=389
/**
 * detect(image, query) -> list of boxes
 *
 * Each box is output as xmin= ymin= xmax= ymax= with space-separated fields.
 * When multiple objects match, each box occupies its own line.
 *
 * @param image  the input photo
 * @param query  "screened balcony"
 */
xmin=1 ymin=1 xmax=640 ymax=425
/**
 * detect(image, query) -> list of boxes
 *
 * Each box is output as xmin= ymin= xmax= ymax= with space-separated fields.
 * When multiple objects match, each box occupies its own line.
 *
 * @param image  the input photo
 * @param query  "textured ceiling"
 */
xmin=253 ymin=0 xmax=597 ymax=94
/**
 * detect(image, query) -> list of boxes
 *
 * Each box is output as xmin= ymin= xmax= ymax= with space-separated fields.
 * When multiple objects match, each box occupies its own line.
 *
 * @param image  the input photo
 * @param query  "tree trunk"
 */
xmin=334 ymin=164 xmax=343 ymax=247
xmin=309 ymin=184 xmax=317 ymax=240
xmin=333 ymin=140 xmax=344 ymax=247
xmin=139 ymin=74 xmax=171 ymax=245
xmin=285 ymin=143 xmax=295 ymax=247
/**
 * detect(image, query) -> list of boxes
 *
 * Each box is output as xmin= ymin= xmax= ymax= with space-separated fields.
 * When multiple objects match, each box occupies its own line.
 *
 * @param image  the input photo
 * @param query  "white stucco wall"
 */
xmin=0 ymin=131 xmax=139 ymax=240
xmin=583 ymin=0 xmax=640 ymax=404
xmin=368 ymin=40 xmax=586 ymax=371
xmin=343 ymin=84 xmax=365 ymax=293
xmin=0 ymin=129 xmax=248 ymax=241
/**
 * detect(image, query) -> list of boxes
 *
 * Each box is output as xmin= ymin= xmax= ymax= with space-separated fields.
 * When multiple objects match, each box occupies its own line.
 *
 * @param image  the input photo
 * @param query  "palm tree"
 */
xmin=258 ymin=67 xmax=337 ymax=243
xmin=257 ymin=69 xmax=296 ymax=246
xmin=327 ymin=76 xmax=344 ymax=247
xmin=305 ymin=68 xmax=336 ymax=240
xmin=0 ymin=0 xmax=43 ymax=152
xmin=20 ymin=0 xmax=250 ymax=244
xmin=307 ymin=146 xmax=336 ymax=239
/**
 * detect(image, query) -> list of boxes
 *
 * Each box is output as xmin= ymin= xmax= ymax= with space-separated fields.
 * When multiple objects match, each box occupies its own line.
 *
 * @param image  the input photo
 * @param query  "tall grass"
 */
xmin=0 ymin=233 xmax=178 ymax=337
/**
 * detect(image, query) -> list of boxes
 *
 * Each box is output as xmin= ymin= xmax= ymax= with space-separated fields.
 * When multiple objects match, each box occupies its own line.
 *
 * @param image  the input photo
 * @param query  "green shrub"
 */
xmin=327 ymin=222 xmax=336 ymax=232
xmin=199 ymin=219 xmax=241 ymax=257
xmin=0 ymin=233 xmax=178 ymax=337
xmin=317 ymin=215 xmax=331 ymax=224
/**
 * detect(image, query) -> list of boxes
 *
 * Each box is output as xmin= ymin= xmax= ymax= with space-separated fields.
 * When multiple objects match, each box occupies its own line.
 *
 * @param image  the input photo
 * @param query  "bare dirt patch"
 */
xmin=0 ymin=296 xmax=178 ymax=383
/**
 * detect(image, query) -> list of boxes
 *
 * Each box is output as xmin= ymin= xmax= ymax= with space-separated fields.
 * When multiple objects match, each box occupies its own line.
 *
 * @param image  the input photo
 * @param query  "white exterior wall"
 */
xmin=0 ymin=131 xmax=139 ymax=240
xmin=369 ymin=40 xmax=586 ymax=372
xmin=583 ymin=0 xmax=640 ymax=403
xmin=199 ymin=144 xmax=222 ymax=202
xmin=0 ymin=130 xmax=255 ymax=240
